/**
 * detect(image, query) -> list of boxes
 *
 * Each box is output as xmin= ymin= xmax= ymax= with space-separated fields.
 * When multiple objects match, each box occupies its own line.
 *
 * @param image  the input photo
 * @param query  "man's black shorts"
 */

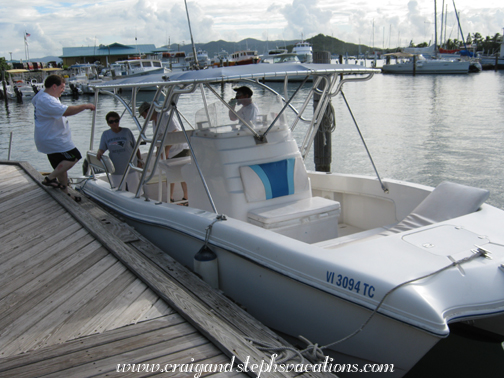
xmin=47 ymin=148 xmax=82 ymax=169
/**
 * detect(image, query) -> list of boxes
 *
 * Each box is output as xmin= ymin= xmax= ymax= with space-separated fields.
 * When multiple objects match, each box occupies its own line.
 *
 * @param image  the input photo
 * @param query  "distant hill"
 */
xmin=165 ymin=34 xmax=384 ymax=58
xmin=28 ymin=56 xmax=62 ymax=63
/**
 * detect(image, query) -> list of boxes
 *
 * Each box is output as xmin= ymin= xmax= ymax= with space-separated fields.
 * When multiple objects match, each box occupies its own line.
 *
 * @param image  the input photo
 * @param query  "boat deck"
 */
xmin=0 ymin=161 xmax=336 ymax=378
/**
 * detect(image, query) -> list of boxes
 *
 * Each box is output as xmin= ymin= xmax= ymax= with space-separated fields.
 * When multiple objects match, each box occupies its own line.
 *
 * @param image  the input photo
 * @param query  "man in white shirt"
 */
xmin=32 ymin=74 xmax=95 ymax=201
xmin=228 ymin=86 xmax=259 ymax=129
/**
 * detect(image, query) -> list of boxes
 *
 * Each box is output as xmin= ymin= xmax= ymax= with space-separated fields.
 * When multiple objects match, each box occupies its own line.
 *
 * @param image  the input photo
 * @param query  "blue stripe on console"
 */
xmin=250 ymin=165 xmax=272 ymax=199
xmin=286 ymin=158 xmax=295 ymax=195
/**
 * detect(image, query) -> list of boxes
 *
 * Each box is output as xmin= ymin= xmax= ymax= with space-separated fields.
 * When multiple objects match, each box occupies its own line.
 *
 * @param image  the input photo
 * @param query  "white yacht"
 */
xmin=382 ymin=53 xmax=471 ymax=74
xmin=108 ymin=59 xmax=168 ymax=78
xmin=184 ymin=49 xmax=211 ymax=69
xmin=292 ymin=41 xmax=313 ymax=63
xmin=79 ymin=63 xmax=504 ymax=377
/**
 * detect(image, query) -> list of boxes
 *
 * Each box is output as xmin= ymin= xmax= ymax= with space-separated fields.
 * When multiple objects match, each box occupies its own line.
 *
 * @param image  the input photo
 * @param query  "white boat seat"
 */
xmin=248 ymin=197 xmax=341 ymax=243
xmin=87 ymin=151 xmax=116 ymax=188
xmin=240 ymin=156 xmax=340 ymax=243
xmin=87 ymin=151 xmax=115 ymax=174
xmin=158 ymin=156 xmax=191 ymax=183
xmin=316 ymin=181 xmax=490 ymax=250
xmin=382 ymin=181 xmax=489 ymax=235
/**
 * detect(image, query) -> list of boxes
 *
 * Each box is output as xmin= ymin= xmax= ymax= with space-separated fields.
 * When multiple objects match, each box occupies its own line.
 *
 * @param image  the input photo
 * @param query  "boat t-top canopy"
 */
xmin=92 ymin=63 xmax=380 ymax=90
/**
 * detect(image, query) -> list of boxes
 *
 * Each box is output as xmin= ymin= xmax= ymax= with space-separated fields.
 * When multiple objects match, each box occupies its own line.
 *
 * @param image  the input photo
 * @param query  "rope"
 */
xmin=319 ymin=102 xmax=336 ymax=133
xmin=204 ymin=214 xmax=227 ymax=247
xmin=246 ymin=246 xmax=490 ymax=363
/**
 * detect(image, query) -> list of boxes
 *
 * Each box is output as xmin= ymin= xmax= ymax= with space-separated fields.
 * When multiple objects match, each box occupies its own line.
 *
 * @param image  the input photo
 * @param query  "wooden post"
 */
xmin=313 ymin=51 xmax=332 ymax=173
xmin=1 ymin=70 xmax=8 ymax=106
xmin=412 ymin=55 xmax=417 ymax=76
xmin=495 ymin=53 xmax=499 ymax=72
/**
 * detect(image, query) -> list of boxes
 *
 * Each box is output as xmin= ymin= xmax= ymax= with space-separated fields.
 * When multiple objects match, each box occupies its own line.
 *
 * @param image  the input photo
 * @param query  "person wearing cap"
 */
xmin=228 ymin=86 xmax=259 ymax=128
xmin=138 ymin=101 xmax=189 ymax=203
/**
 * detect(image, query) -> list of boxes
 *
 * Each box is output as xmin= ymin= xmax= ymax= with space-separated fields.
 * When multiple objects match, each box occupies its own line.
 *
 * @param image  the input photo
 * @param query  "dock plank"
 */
xmin=72 ymin=279 xmax=159 ymax=337
xmin=0 ymin=222 xmax=87 ymax=275
xmin=0 ymin=315 xmax=185 ymax=371
xmin=42 ymin=333 xmax=213 ymax=378
xmin=0 ymin=206 xmax=69 ymax=244
xmin=0 ymin=318 xmax=200 ymax=378
xmin=103 ymin=286 xmax=160 ymax=331
xmin=0 ymin=241 xmax=106 ymax=319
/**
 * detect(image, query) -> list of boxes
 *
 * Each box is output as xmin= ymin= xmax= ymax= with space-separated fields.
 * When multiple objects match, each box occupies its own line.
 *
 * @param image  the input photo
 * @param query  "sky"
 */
xmin=1 ymin=0 xmax=504 ymax=60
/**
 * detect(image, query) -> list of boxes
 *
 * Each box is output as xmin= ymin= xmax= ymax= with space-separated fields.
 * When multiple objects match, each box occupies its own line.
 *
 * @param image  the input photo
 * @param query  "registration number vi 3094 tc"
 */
xmin=326 ymin=271 xmax=375 ymax=298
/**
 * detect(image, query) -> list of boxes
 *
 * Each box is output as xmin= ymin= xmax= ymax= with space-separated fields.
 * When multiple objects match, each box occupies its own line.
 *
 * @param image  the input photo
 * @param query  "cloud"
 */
xmin=280 ymin=0 xmax=333 ymax=39
xmin=0 ymin=0 xmax=503 ymax=59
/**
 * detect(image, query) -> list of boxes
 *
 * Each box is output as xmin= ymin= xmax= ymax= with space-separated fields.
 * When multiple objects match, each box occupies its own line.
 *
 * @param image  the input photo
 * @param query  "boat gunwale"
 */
xmin=80 ymin=176 xmax=504 ymax=339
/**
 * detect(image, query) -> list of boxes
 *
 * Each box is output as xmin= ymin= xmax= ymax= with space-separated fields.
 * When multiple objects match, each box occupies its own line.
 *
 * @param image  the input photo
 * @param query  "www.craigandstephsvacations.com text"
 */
xmin=116 ymin=354 xmax=395 ymax=376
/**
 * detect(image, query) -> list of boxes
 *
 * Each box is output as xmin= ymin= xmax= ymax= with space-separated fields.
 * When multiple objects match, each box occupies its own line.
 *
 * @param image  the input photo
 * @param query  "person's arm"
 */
xmin=228 ymin=98 xmax=238 ymax=121
xmin=96 ymin=149 xmax=105 ymax=160
xmin=63 ymin=103 xmax=95 ymax=116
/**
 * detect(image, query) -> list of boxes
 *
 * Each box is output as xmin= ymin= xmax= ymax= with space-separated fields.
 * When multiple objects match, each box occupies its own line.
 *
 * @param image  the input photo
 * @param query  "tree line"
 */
xmin=410 ymin=33 xmax=502 ymax=54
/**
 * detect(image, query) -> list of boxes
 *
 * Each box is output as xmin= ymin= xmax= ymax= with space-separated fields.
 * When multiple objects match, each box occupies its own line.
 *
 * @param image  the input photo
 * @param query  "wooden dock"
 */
xmin=0 ymin=161 xmax=336 ymax=378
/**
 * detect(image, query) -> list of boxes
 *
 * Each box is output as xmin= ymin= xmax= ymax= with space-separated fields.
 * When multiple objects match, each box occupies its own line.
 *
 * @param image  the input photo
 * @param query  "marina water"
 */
xmin=1 ymin=70 xmax=503 ymax=376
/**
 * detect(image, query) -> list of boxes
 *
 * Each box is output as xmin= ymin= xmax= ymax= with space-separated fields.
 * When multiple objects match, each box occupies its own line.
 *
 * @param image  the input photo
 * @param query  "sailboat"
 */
xmin=382 ymin=1 xmax=473 ymax=74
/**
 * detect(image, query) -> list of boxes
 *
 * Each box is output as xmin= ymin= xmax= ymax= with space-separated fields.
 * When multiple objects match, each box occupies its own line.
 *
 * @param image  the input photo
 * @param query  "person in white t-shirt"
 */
xmin=138 ymin=102 xmax=189 ymax=203
xmin=32 ymin=74 xmax=95 ymax=202
xmin=228 ymin=86 xmax=260 ymax=129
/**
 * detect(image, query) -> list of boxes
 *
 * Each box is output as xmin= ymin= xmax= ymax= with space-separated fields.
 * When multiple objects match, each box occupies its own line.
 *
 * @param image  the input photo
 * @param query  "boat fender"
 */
xmin=194 ymin=245 xmax=219 ymax=289
xmin=82 ymin=158 xmax=89 ymax=176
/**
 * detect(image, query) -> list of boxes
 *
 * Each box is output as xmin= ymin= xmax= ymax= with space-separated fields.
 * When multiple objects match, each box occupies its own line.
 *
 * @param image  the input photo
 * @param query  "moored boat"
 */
xmin=78 ymin=63 xmax=504 ymax=377
xmin=382 ymin=53 xmax=471 ymax=74
xmin=292 ymin=41 xmax=313 ymax=63
xmin=229 ymin=50 xmax=260 ymax=65
xmin=184 ymin=49 xmax=211 ymax=69
xmin=160 ymin=51 xmax=189 ymax=71
xmin=108 ymin=58 xmax=168 ymax=78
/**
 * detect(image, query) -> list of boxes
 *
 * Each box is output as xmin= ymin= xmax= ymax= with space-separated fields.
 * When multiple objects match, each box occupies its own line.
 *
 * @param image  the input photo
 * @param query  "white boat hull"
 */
xmin=80 ymin=171 xmax=504 ymax=377
xmin=382 ymin=59 xmax=470 ymax=74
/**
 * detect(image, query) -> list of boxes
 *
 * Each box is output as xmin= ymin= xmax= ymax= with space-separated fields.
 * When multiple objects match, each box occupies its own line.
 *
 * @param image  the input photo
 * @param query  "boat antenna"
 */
xmin=184 ymin=0 xmax=200 ymax=70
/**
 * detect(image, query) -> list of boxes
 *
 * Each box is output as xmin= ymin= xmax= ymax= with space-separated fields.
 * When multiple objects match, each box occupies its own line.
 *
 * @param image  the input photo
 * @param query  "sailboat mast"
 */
xmin=434 ymin=0 xmax=438 ymax=57
xmin=452 ymin=0 xmax=468 ymax=51
xmin=184 ymin=0 xmax=200 ymax=70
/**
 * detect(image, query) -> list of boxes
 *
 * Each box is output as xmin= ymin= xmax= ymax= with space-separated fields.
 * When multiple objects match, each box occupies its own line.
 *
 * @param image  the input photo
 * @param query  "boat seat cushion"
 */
xmin=383 ymin=181 xmax=489 ymax=234
xmin=87 ymin=151 xmax=115 ymax=174
xmin=239 ymin=157 xmax=310 ymax=202
xmin=248 ymin=196 xmax=341 ymax=225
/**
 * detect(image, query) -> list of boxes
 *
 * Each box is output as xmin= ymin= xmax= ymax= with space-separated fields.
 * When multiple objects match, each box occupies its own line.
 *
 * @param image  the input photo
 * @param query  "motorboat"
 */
xmin=160 ymin=51 xmax=189 ymax=71
xmin=292 ymin=41 xmax=313 ymax=63
xmin=382 ymin=53 xmax=471 ymax=74
xmin=78 ymin=63 xmax=504 ymax=377
xmin=4 ymin=69 xmax=37 ymax=100
xmin=229 ymin=50 xmax=261 ymax=65
xmin=259 ymin=52 xmax=310 ymax=82
xmin=108 ymin=58 xmax=168 ymax=78
xmin=211 ymin=49 xmax=230 ymax=67
xmin=184 ymin=49 xmax=211 ymax=69
xmin=479 ymin=37 xmax=504 ymax=69
xmin=103 ymin=59 xmax=170 ymax=91
xmin=261 ymin=52 xmax=300 ymax=64
xmin=67 ymin=63 xmax=109 ymax=94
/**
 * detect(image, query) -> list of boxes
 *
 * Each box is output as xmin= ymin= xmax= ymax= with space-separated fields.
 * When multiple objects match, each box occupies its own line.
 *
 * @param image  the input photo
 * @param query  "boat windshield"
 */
xmin=193 ymin=94 xmax=288 ymax=134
